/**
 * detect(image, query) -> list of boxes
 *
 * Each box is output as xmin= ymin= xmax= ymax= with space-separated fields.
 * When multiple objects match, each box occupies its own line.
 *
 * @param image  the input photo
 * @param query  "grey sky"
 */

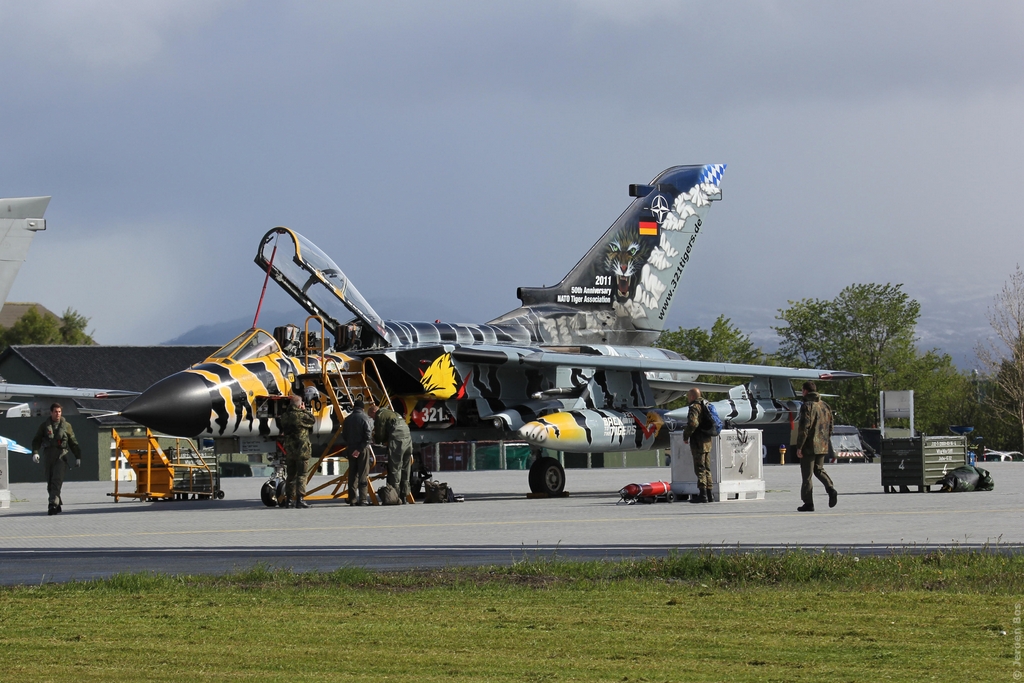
xmin=1 ymin=1 xmax=1021 ymax=365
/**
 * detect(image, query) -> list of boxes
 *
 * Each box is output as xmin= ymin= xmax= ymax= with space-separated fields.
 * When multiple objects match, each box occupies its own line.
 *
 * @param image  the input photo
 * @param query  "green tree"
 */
xmin=58 ymin=307 xmax=95 ymax=345
xmin=0 ymin=306 xmax=95 ymax=351
xmin=656 ymin=315 xmax=768 ymax=405
xmin=976 ymin=265 xmax=1024 ymax=451
xmin=774 ymin=283 xmax=972 ymax=432
xmin=657 ymin=314 xmax=767 ymax=366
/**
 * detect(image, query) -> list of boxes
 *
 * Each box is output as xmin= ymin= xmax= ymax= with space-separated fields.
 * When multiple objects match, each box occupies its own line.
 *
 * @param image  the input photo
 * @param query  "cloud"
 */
xmin=6 ymin=219 xmax=249 ymax=344
xmin=0 ymin=0 xmax=238 ymax=73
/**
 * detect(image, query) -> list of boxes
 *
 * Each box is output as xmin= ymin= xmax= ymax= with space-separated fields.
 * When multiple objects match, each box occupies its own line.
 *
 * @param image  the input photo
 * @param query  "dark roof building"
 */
xmin=0 ymin=345 xmax=219 ymax=483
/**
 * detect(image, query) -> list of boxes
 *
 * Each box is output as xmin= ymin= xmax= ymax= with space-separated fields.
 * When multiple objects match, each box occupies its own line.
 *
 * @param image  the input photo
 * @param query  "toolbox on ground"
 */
xmin=880 ymin=435 xmax=966 ymax=492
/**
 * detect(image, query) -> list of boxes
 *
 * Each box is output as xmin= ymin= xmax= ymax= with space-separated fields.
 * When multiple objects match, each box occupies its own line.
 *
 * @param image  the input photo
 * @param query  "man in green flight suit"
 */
xmin=368 ymin=403 xmax=413 ymax=504
xmin=279 ymin=394 xmax=316 ymax=508
xmin=342 ymin=398 xmax=374 ymax=506
xmin=682 ymin=388 xmax=714 ymax=504
xmin=796 ymin=381 xmax=838 ymax=512
xmin=31 ymin=403 xmax=81 ymax=515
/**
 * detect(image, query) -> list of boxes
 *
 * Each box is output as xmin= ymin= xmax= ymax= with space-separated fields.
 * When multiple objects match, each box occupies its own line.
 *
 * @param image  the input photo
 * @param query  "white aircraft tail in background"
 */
xmin=0 ymin=196 xmax=49 ymax=306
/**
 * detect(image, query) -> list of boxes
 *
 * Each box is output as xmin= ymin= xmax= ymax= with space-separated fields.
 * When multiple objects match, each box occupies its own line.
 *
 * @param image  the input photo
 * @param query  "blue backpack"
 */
xmin=700 ymin=400 xmax=724 ymax=437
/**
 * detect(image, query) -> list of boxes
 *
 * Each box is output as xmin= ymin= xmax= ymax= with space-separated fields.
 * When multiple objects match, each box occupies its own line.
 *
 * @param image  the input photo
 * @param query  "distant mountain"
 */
xmin=162 ymin=297 xmax=480 ymax=345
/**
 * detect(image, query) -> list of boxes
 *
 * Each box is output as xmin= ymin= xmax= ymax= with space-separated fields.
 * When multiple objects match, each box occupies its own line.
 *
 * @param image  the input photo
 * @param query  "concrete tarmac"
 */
xmin=2 ymin=462 xmax=1023 ymax=584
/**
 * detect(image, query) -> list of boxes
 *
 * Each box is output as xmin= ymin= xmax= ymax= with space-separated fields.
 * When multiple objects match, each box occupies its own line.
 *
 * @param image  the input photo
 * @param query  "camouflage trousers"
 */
xmin=385 ymin=436 xmax=413 ymax=499
xmin=44 ymin=455 xmax=67 ymax=507
xmin=799 ymin=452 xmax=835 ymax=505
xmin=690 ymin=440 xmax=713 ymax=488
xmin=347 ymin=445 xmax=372 ymax=501
xmin=285 ymin=456 xmax=307 ymax=500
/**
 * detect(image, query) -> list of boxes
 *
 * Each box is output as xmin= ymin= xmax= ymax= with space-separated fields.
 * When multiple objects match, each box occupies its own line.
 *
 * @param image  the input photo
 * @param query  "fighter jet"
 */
xmin=122 ymin=165 xmax=861 ymax=494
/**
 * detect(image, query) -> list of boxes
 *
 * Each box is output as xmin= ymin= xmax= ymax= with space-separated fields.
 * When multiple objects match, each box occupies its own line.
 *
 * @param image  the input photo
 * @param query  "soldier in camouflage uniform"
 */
xmin=342 ymin=398 xmax=374 ymax=506
xmin=368 ymin=403 xmax=413 ymax=504
xmin=279 ymin=394 xmax=316 ymax=508
xmin=795 ymin=381 xmax=837 ymax=512
xmin=31 ymin=403 xmax=81 ymax=515
xmin=682 ymin=388 xmax=714 ymax=504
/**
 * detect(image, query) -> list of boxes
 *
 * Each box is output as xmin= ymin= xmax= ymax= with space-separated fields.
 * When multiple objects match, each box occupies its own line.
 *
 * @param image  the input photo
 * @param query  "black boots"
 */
xmin=690 ymin=487 xmax=712 ymax=503
xmin=827 ymin=487 xmax=838 ymax=508
xmin=797 ymin=503 xmax=814 ymax=512
xmin=294 ymin=497 xmax=311 ymax=509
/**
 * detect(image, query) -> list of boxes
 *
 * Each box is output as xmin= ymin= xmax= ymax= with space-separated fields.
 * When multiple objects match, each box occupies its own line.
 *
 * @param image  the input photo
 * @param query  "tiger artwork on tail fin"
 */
xmin=489 ymin=164 xmax=726 ymax=346
xmin=604 ymin=225 xmax=654 ymax=305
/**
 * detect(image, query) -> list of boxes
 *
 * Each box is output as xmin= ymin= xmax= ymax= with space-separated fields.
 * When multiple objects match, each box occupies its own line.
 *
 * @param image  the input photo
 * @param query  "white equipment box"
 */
xmin=0 ymin=445 xmax=9 ymax=509
xmin=670 ymin=429 xmax=765 ymax=501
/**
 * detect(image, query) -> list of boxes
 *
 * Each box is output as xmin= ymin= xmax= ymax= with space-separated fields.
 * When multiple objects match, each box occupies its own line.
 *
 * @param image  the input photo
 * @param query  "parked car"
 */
xmin=829 ymin=425 xmax=875 ymax=463
xmin=980 ymin=449 xmax=1024 ymax=462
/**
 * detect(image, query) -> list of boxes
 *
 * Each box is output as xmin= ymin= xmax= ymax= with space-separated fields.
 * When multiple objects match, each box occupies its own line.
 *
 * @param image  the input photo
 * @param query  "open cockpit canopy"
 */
xmin=255 ymin=227 xmax=389 ymax=348
xmin=208 ymin=329 xmax=281 ymax=362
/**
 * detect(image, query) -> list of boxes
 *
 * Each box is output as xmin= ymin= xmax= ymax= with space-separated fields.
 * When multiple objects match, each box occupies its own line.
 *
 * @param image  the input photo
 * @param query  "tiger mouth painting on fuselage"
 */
xmin=603 ymin=225 xmax=654 ymax=303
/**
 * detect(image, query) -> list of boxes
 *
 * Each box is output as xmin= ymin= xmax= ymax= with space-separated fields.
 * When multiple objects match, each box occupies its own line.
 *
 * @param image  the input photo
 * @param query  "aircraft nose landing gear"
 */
xmin=528 ymin=456 xmax=565 ymax=496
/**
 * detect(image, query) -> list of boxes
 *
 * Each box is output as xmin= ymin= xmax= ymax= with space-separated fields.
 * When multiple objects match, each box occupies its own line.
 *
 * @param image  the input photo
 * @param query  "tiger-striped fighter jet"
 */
xmin=122 ymin=165 xmax=862 ymax=494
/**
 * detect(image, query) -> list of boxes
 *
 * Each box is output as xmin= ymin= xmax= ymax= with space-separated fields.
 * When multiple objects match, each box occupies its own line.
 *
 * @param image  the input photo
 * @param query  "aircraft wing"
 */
xmin=518 ymin=350 xmax=864 ymax=381
xmin=0 ymin=434 xmax=31 ymax=454
xmin=0 ymin=383 xmax=138 ymax=401
xmin=0 ymin=382 xmax=138 ymax=418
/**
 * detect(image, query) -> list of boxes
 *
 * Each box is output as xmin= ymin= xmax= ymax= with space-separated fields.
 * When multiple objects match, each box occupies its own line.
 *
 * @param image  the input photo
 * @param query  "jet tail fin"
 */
xmin=0 ymin=196 xmax=49 ymax=305
xmin=489 ymin=166 xmax=724 ymax=346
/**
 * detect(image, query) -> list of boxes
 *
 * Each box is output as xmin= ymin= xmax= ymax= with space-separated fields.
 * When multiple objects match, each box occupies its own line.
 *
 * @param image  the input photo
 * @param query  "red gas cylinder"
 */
xmin=618 ymin=480 xmax=672 ymax=503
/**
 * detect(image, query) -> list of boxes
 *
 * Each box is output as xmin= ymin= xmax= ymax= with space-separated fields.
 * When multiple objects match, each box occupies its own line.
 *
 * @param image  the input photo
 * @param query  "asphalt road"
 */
xmin=2 ymin=462 xmax=1022 ymax=584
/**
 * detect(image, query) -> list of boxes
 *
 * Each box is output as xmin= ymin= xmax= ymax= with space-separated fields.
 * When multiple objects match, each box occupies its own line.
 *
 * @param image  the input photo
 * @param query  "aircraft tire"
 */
xmin=275 ymin=479 xmax=287 ymax=506
xmin=528 ymin=456 xmax=565 ymax=495
xmin=259 ymin=481 xmax=277 ymax=508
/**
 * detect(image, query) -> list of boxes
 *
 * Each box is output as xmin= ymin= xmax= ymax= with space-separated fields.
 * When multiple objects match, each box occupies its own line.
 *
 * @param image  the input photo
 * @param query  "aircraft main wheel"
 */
xmin=528 ymin=456 xmax=565 ymax=495
xmin=259 ymin=481 xmax=277 ymax=507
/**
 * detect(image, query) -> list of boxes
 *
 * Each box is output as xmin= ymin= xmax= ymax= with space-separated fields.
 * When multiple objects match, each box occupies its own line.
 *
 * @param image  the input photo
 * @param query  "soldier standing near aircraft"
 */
xmin=796 ymin=381 xmax=838 ymax=512
xmin=342 ymin=398 xmax=374 ymax=506
xmin=31 ymin=403 xmax=81 ymax=515
xmin=368 ymin=403 xmax=413 ymax=504
xmin=279 ymin=394 xmax=316 ymax=508
xmin=682 ymin=388 xmax=714 ymax=504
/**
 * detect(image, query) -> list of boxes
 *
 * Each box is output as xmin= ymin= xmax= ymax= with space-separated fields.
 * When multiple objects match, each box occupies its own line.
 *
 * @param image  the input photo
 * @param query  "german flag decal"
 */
xmin=638 ymin=218 xmax=659 ymax=236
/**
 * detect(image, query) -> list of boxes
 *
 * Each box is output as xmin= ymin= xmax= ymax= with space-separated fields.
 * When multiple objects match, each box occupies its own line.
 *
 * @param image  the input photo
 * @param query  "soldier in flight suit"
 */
xmin=682 ymin=388 xmax=714 ymax=504
xmin=279 ymin=394 xmax=316 ymax=508
xmin=796 ymin=381 xmax=838 ymax=512
xmin=369 ymin=403 xmax=413 ymax=504
xmin=342 ymin=398 xmax=374 ymax=506
xmin=31 ymin=403 xmax=81 ymax=515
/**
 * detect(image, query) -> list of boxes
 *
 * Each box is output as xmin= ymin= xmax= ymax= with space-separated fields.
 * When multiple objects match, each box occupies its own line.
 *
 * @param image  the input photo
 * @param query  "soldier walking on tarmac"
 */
xmin=279 ymin=394 xmax=316 ymax=508
xmin=796 ymin=381 xmax=838 ymax=512
xmin=342 ymin=397 xmax=374 ymax=506
xmin=682 ymin=388 xmax=714 ymax=504
xmin=31 ymin=403 xmax=81 ymax=515
xmin=368 ymin=403 xmax=413 ymax=504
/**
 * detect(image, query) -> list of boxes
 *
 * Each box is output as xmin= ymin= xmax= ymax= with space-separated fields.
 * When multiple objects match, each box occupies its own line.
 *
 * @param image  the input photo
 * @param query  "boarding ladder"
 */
xmin=109 ymin=429 xmax=222 ymax=502
xmin=298 ymin=316 xmax=407 ymax=504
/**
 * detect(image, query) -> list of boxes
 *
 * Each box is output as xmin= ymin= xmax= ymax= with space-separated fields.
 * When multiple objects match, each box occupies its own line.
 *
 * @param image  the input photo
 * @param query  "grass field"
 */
xmin=0 ymin=550 xmax=1021 ymax=681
